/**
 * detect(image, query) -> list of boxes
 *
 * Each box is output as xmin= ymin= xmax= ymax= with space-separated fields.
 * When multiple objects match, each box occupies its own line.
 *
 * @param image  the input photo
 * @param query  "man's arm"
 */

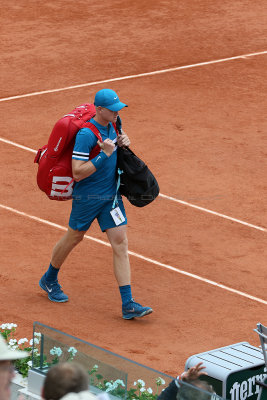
xmin=72 ymin=159 xmax=96 ymax=182
xmin=72 ymin=139 xmax=115 ymax=182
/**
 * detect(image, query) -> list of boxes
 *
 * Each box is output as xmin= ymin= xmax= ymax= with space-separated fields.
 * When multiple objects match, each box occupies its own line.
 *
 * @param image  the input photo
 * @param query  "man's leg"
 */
xmin=51 ymin=226 xmax=86 ymax=268
xmin=106 ymin=225 xmax=153 ymax=319
xmin=105 ymin=225 xmax=130 ymax=286
xmin=39 ymin=227 xmax=86 ymax=303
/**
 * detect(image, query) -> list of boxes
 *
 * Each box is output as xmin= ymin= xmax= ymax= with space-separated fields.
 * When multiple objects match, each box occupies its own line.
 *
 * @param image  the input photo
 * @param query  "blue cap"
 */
xmin=94 ymin=89 xmax=128 ymax=112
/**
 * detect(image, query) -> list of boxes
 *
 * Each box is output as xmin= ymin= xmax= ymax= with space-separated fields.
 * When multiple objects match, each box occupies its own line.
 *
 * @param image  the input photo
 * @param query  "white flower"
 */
xmin=1 ymin=323 xmax=17 ymax=330
xmin=105 ymin=380 xmax=124 ymax=393
xmin=93 ymin=364 xmax=98 ymax=369
xmin=140 ymin=388 xmax=146 ymax=392
xmin=50 ymin=347 xmax=62 ymax=357
xmin=105 ymin=382 xmax=116 ymax=392
xmin=9 ymin=339 xmax=17 ymax=346
xmin=156 ymin=377 xmax=165 ymax=385
xmin=56 ymin=348 xmax=63 ymax=357
xmin=27 ymin=361 xmax=32 ymax=367
xmin=137 ymin=379 xmax=145 ymax=387
xmin=8 ymin=345 xmax=18 ymax=351
xmin=68 ymin=347 xmax=77 ymax=355
xmin=30 ymin=338 xmax=40 ymax=346
xmin=34 ymin=332 xmax=41 ymax=337
xmin=114 ymin=379 xmax=125 ymax=387
xmin=18 ymin=338 xmax=28 ymax=345
xmin=147 ymin=388 xmax=153 ymax=394
xmin=134 ymin=382 xmax=137 ymax=386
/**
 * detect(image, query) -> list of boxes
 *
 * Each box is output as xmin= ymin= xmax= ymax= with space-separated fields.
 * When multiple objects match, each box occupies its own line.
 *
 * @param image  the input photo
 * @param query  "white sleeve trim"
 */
xmin=72 ymin=151 xmax=90 ymax=156
xmin=72 ymin=155 xmax=89 ymax=160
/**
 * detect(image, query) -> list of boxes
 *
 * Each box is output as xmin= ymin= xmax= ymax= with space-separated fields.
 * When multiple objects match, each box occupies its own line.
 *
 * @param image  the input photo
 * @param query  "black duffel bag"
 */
xmin=116 ymin=118 xmax=160 ymax=207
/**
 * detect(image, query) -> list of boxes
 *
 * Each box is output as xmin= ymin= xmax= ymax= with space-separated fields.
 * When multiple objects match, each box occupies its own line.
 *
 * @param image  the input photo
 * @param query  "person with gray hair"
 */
xmin=42 ymin=362 xmax=90 ymax=400
xmin=0 ymin=335 xmax=28 ymax=400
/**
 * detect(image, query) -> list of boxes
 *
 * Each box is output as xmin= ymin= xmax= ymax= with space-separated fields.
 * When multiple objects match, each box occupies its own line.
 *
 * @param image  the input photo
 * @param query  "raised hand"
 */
xmin=182 ymin=362 xmax=208 ymax=381
xmin=98 ymin=139 xmax=115 ymax=157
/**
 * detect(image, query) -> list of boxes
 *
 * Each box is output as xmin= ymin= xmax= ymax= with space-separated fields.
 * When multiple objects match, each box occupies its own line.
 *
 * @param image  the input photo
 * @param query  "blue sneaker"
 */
xmin=39 ymin=274 xmax=69 ymax=303
xmin=122 ymin=299 xmax=153 ymax=320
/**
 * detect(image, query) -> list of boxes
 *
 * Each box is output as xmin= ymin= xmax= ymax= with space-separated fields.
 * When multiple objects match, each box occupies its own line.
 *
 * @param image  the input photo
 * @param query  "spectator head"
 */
xmin=42 ymin=362 xmax=90 ymax=400
xmin=177 ymin=379 xmax=215 ymax=400
xmin=0 ymin=335 xmax=28 ymax=400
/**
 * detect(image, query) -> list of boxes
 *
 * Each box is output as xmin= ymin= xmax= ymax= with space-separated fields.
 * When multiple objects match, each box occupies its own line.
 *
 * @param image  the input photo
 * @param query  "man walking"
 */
xmin=39 ymin=89 xmax=153 ymax=320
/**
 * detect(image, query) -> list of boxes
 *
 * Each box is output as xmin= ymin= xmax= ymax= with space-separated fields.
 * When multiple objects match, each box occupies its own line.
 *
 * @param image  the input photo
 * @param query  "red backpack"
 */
xmin=34 ymin=104 xmax=103 ymax=200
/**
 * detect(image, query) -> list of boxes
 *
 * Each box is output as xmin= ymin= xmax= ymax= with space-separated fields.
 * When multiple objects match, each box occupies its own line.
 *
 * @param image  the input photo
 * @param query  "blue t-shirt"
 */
xmin=72 ymin=119 xmax=117 ymax=199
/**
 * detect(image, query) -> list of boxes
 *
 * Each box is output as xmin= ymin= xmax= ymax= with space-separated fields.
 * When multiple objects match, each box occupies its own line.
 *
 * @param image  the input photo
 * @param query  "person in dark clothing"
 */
xmin=157 ymin=363 xmax=214 ymax=400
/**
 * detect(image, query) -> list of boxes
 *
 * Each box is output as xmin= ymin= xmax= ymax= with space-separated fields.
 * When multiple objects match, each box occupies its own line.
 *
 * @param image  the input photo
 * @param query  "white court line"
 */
xmin=1 ymin=50 xmax=267 ymax=102
xmin=160 ymin=193 xmax=266 ymax=232
xmin=0 ymin=136 xmax=266 ymax=233
xmin=0 ymin=203 xmax=266 ymax=306
xmin=0 ymin=137 xmax=36 ymax=153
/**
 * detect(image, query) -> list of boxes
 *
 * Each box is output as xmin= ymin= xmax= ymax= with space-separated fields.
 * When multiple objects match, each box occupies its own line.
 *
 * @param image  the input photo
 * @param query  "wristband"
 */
xmin=91 ymin=151 xmax=108 ymax=170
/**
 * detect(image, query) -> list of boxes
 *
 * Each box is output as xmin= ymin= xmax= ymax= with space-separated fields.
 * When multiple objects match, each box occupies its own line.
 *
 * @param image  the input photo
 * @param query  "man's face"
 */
xmin=99 ymin=107 xmax=119 ymax=123
xmin=0 ymin=361 xmax=15 ymax=400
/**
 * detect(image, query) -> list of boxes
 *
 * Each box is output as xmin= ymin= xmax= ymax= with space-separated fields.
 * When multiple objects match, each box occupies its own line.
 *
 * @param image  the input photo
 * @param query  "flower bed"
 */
xmin=1 ymin=323 xmax=166 ymax=400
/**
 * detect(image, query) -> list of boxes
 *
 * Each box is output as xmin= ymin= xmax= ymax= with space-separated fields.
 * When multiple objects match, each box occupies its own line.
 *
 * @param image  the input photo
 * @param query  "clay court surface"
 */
xmin=1 ymin=0 xmax=267 ymax=377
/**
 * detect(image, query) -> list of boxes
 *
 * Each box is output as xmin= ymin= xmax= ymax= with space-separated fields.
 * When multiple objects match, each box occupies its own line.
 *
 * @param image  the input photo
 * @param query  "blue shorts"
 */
xmin=69 ymin=195 xmax=127 ymax=232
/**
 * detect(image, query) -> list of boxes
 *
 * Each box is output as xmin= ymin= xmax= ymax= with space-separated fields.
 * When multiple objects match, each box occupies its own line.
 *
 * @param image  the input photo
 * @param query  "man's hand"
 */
xmin=98 ymin=139 xmax=115 ymax=157
xmin=117 ymin=131 xmax=130 ymax=148
xmin=182 ymin=362 xmax=207 ymax=381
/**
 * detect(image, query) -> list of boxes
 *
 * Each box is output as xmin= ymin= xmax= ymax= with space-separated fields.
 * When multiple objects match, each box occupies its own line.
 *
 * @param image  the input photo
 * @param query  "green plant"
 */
xmin=87 ymin=365 xmax=166 ymax=400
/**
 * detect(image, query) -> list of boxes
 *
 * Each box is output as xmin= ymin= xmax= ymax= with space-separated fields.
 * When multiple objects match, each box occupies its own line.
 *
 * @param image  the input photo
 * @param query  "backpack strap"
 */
xmin=83 ymin=121 xmax=103 ymax=141
xmin=82 ymin=121 xmax=103 ymax=160
xmin=83 ymin=121 xmax=119 ymax=160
